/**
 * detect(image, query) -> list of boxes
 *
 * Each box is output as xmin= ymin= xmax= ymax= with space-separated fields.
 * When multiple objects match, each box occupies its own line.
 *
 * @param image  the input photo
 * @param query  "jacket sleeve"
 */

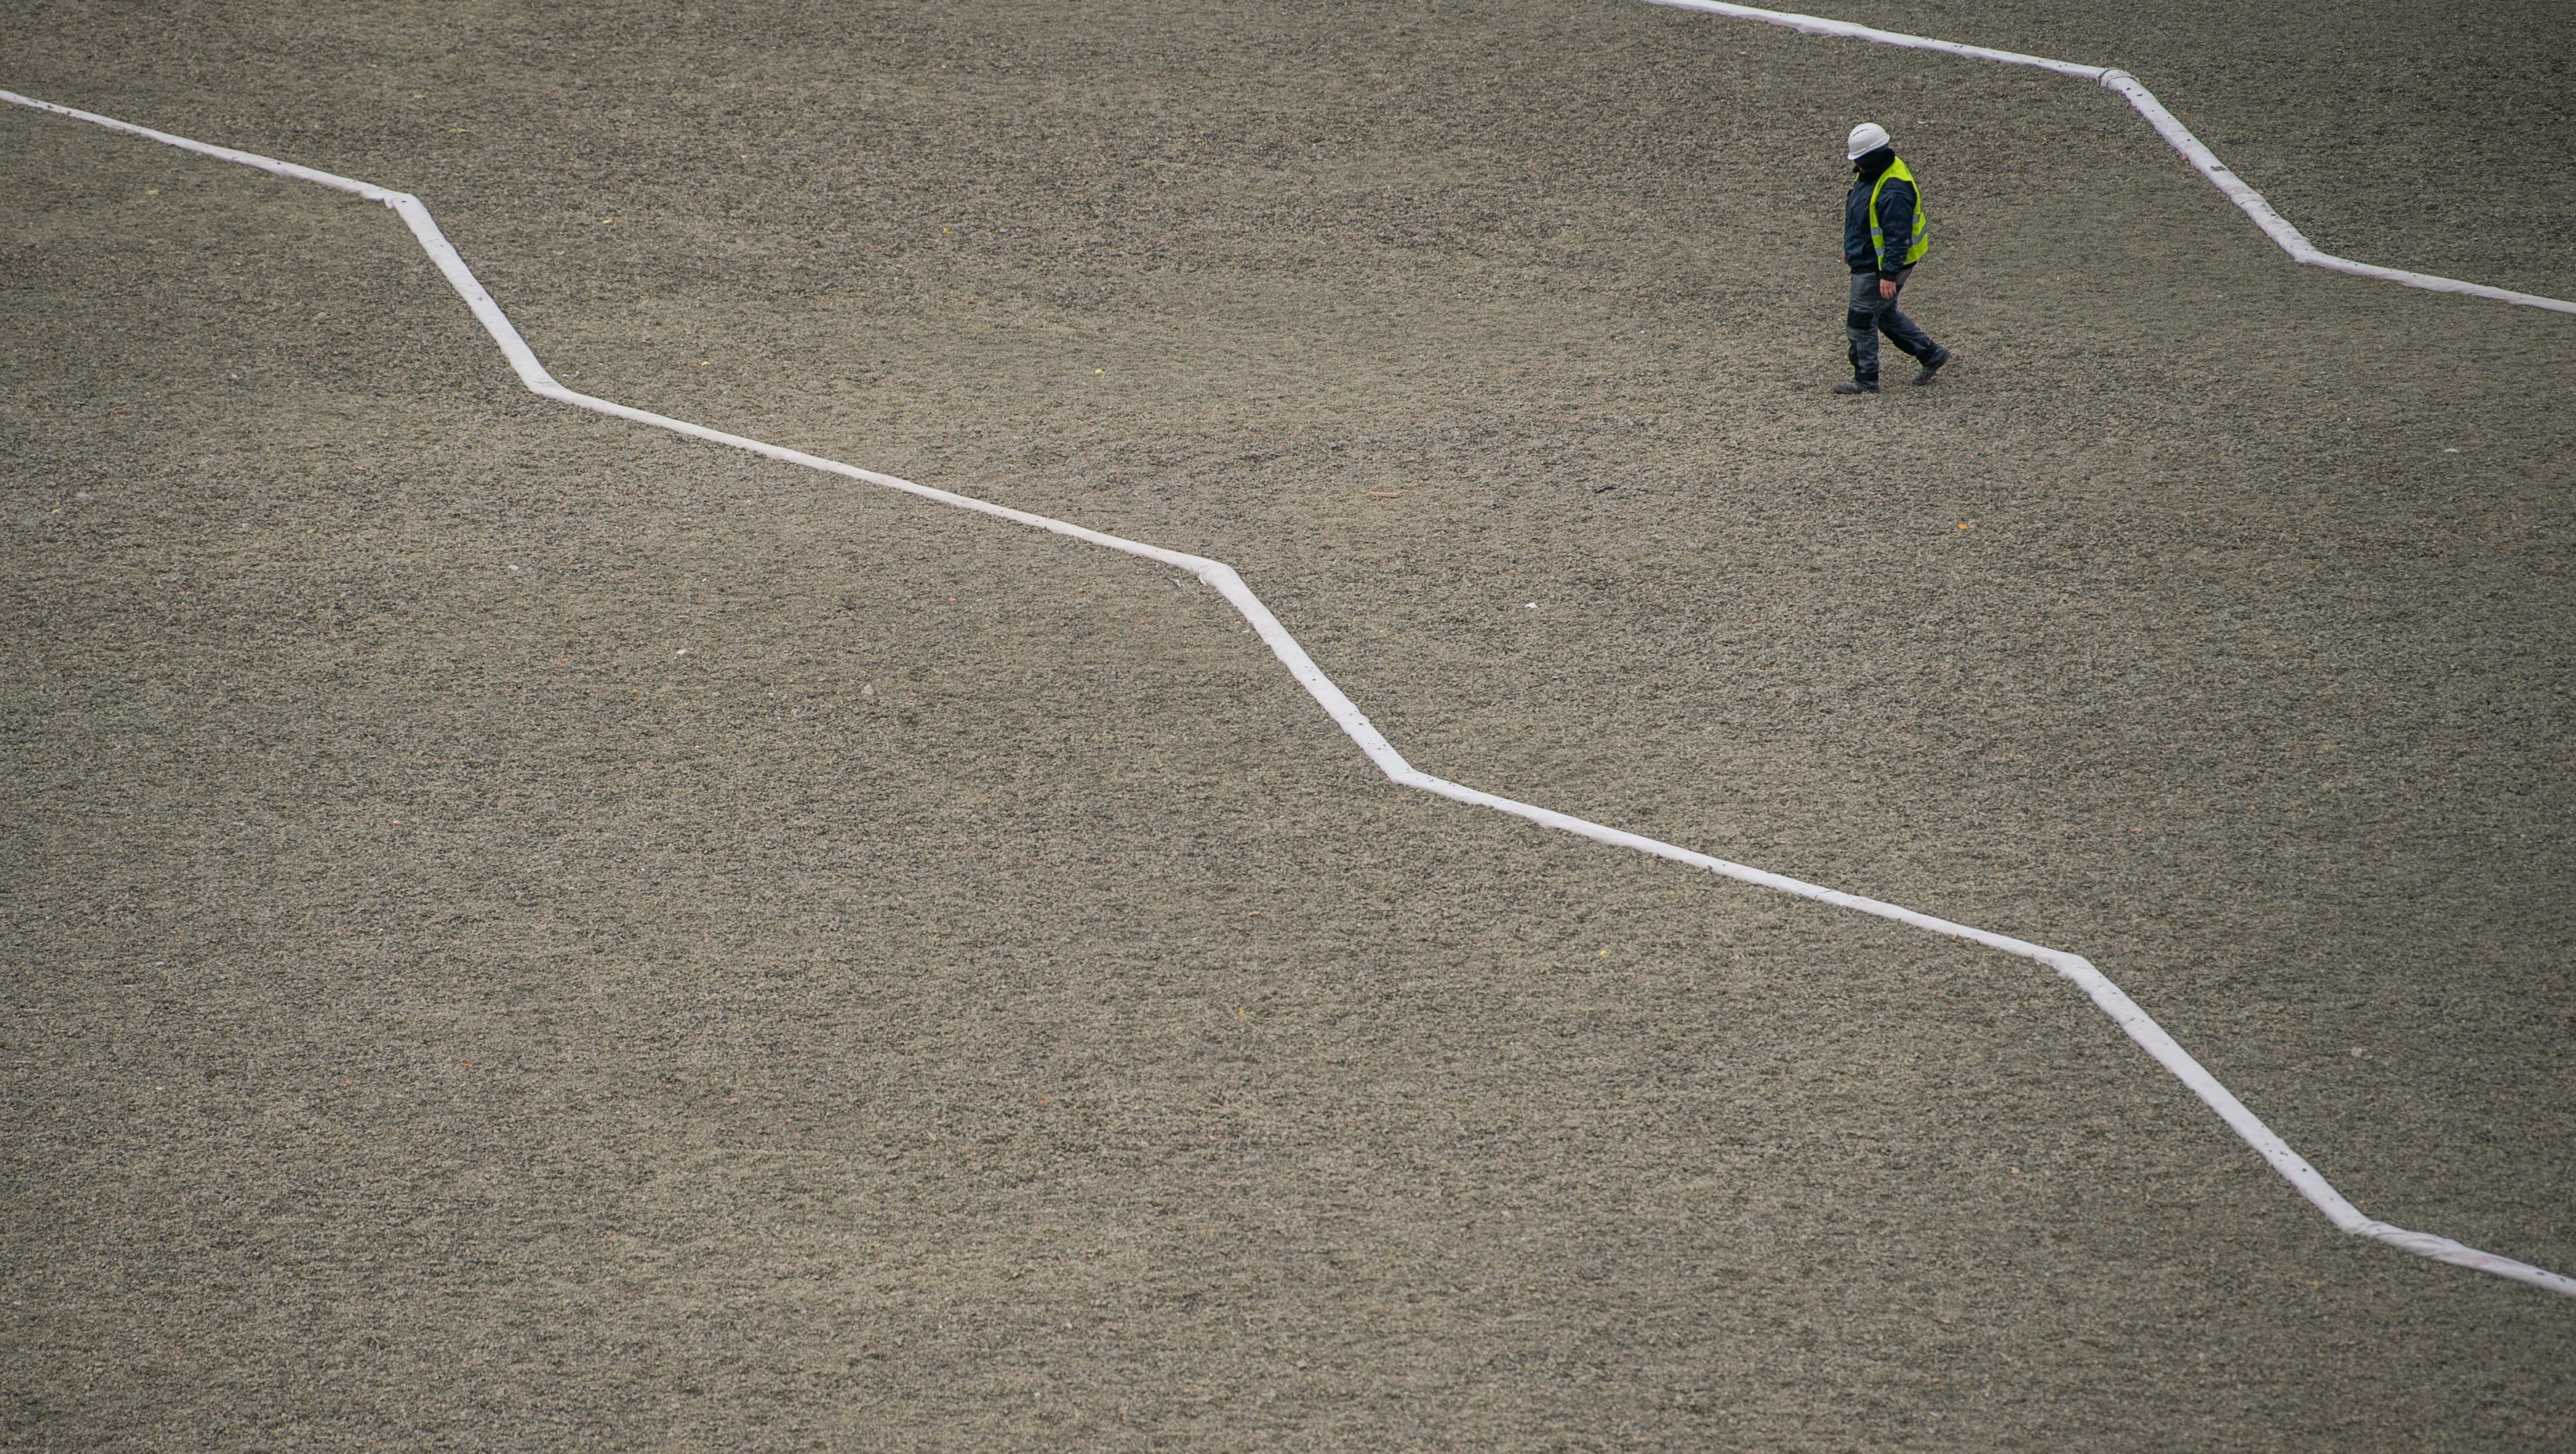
xmin=1872 ymin=177 xmax=1916 ymax=274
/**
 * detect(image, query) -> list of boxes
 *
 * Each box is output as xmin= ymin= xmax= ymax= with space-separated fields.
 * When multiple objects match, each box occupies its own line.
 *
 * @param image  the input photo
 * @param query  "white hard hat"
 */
xmin=1846 ymin=122 xmax=1891 ymax=160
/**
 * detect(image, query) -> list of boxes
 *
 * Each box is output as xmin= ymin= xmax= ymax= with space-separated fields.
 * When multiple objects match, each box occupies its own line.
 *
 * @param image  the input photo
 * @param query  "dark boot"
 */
xmin=1833 ymin=378 xmax=1880 ymax=394
xmin=1911 ymin=345 xmax=1951 ymax=386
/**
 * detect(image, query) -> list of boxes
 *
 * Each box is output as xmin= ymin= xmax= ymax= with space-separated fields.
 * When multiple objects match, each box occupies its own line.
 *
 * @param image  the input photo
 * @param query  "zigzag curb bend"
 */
xmin=5 ymin=83 xmax=2568 ymax=1299
xmin=1645 ymin=0 xmax=2576 ymax=314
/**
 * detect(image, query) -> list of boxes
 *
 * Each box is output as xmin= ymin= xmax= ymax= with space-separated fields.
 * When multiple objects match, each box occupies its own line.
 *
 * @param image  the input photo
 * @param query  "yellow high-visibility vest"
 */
xmin=1869 ymin=156 xmax=1931 ymax=268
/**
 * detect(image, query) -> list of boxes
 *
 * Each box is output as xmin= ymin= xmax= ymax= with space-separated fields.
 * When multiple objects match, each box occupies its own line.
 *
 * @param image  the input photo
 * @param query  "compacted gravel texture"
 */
xmin=4 ymin=1 xmax=2570 ymax=1450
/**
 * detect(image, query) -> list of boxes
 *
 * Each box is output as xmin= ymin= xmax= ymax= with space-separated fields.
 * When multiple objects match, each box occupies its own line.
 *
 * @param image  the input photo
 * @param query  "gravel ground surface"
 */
xmin=4 ymin=1 xmax=2570 ymax=1449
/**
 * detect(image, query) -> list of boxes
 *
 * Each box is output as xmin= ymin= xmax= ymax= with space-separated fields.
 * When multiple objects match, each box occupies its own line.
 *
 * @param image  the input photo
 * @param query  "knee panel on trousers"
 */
xmin=1846 ymin=309 xmax=1875 ymax=331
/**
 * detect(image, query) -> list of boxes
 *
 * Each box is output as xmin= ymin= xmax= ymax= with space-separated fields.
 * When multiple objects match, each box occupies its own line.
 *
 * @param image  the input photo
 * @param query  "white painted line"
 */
xmin=1641 ymin=0 xmax=2110 ymax=77
xmin=1640 ymin=0 xmax=2576 ymax=315
xmin=5 ymin=88 xmax=2568 ymax=1299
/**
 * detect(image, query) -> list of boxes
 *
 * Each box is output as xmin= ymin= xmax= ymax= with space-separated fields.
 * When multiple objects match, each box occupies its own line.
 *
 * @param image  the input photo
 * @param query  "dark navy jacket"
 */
xmin=1844 ymin=148 xmax=1919 ymax=275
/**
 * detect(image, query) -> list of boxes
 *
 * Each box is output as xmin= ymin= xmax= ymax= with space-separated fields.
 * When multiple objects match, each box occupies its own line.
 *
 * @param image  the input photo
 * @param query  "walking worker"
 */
xmin=1836 ymin=122 xmax=1951 ymax=394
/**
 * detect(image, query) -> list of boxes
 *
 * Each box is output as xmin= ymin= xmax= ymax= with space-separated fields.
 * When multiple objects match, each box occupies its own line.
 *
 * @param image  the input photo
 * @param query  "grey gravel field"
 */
xmin=3 ymin=1 xmax=2570 ymax=1449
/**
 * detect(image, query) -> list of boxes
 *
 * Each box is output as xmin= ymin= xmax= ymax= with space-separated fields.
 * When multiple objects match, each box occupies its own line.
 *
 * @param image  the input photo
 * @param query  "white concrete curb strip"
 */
xmin=1641 ymin=0 xmax=2576 ymax=314
xmin=5 ymin=86 xmax=2569 ymax=1300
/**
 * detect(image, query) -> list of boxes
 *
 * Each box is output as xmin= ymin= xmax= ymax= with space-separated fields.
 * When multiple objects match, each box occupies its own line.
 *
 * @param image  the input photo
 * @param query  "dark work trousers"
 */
xmin=1846 ymin=266 xmax=1939 ymax=384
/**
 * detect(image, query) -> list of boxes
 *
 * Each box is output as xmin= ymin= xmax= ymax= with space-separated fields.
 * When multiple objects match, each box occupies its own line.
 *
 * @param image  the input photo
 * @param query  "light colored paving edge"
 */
xmin=7 ymin=87 xmax=2570 ymax=1302
xmin=1643 ymin=0 xmax=2576 ymax=315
